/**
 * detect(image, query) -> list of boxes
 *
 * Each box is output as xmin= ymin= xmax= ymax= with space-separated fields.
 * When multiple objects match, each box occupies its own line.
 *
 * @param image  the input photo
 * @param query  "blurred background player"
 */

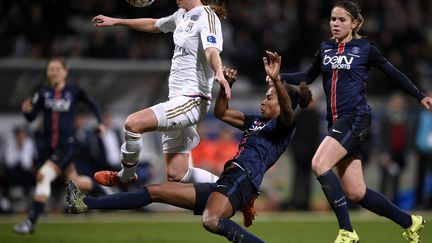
xmin=66 ymin=51 xmax=314 ymax=243
xmin=91 ymin=0 xmax=231 ymax=186
xmin=280 ymin=1 xmax=432 ymax=242
xmin=13 ymin=57 xmax=106 ymax=234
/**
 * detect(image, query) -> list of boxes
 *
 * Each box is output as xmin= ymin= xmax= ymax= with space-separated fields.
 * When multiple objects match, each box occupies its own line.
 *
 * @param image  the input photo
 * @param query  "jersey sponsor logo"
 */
xmin=207 ymin=35 xmax=216 ymax=44
xmin=323 ymin=55 xmax=353 ymax=70
xmin=246 ymin=121 xmax=268 ymax=135
xmin=173 ymin=44 xmax=192 ymax=57
xmin=44 ymin=98 xmax=71 ymax=112
xmin=185 ymin=22 xmax=194 ymax=32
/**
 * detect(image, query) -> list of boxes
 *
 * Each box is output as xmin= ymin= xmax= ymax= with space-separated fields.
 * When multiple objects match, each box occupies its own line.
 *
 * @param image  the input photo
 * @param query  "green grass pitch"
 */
xmin=1 ymin=211 xmax=431 ymax=243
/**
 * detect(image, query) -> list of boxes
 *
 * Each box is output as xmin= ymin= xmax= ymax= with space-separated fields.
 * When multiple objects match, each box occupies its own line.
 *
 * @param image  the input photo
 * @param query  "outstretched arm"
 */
xmin=214 ymin=67 xmax=244 ymax=129
xmin=264 ymin=51 xmax=294 ymax=126
xmin=205 ymin=47 xmax=231 ymax=99
xmin=92 ymin=15 xmax=160 ymax=33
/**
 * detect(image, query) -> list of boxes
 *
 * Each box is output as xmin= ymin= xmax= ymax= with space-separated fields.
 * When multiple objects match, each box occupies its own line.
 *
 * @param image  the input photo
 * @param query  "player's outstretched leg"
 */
xmin=93 ymin=170 xmax=138 ymax=187
xmin=66 ymin=181 xmax=88 ymax=214
xmin=13 ymin=219 xmax=35 ymax=235
xmin=402 ymin=215 xmax=425 ymax=243
xmin=334 ymin=229 xmax=359 ymax=243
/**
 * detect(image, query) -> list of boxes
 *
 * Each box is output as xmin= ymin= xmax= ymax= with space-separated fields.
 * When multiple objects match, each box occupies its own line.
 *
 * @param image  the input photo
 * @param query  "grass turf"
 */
xmin=1 ymin=211 xmax=431 ymax=243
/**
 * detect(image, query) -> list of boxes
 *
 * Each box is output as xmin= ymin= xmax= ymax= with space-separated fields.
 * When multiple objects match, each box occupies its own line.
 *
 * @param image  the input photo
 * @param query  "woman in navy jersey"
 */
xmin=13 ymin=57 xmax=106 ymax=235
xmin=66 ymin=52 xmax=313 ymax=243
xmin=281 ymin=1 xmax=432 ymax=242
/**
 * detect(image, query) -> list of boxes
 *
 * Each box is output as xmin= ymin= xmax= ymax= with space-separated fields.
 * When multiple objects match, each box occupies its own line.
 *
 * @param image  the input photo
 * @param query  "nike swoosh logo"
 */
xmin=332 ymin=128 xmax=343 ymax=134
xmin=334 ymin=196 xmax=345 ymax=204
xmin=324 ymin=49 xmax=331 ymax=53
xmin=216 ymin=185 xmax=227 ymax=188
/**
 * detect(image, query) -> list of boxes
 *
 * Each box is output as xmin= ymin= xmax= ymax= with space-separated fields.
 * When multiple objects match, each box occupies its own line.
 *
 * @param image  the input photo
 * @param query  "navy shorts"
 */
xmin=328 ymin=110 xmax=371 ymax=160
xmin=38 ymin=137 xmax=77 ymax=169
xmin=193 ymin=163 xmax=257 ymax=215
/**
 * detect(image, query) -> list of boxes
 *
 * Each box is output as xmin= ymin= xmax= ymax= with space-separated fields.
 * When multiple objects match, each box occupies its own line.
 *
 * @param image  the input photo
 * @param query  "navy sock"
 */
xmin=28 ymin=201 xmax=45 ymax=224
xmin=83 ymin=187 xmax=152 ymax=210
xmin=317 ymin=170 xmax=353 ymax=231
xmin=217 ymin=217 xmax=264 ymax=243
xmin=359 ymin=188 xmax=412 ymax=228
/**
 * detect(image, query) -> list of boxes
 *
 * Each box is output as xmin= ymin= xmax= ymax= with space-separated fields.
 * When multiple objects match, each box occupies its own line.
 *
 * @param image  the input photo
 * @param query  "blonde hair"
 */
xmin=201 ymin=0 xmax=227 ymax=19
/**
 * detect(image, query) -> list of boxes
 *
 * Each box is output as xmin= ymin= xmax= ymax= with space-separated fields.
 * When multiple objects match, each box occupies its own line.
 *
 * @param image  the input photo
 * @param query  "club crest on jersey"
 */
xmin=190 ymin=14 xmax=200 ymax=21
xmin=207 ymin=36 xmax=216 ymax=44
xmin=351 ymin=47 xmax=360 ymax=54
xmin=323 ymin=55 xmax=353 ymax=70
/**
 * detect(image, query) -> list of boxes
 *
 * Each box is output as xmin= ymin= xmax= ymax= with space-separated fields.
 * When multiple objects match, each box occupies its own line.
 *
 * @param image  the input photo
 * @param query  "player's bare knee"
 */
xmin=124 ymin=115 xmax=140 ymax=133
xmin=345 ymin=190 xmax=364 ymax=203
xmin=166 ymin=171 xmax=182 ymax=182
xmin=201 ymin=214 xmax=220 ymax=233
xmin=311 ymin=156 xmax=325 ymax=175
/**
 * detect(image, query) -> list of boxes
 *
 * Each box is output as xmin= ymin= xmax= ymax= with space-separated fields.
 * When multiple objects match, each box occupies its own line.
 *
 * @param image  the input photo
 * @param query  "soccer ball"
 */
xmin=126 ymin=0 xmax=155 ymax=8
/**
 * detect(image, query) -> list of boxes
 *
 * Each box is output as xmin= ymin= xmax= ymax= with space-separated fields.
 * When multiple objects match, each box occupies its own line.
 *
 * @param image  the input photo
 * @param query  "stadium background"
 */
xmin=0 ymin=0 xmax=431 ymax=242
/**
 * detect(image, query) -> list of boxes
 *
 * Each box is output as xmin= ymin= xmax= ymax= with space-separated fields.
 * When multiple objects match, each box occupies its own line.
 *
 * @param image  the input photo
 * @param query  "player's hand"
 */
xmin=421 ymin=96 xmax=432 ymax=110
xmin=21 ymin=98 xmax=33 ymax=113
xmin=92 ymin=15 xmax=117 ymax=27
xmin=97 ymin=124 xmax=106 ymax=137
xmin=223 ymin=66 xmax=237 ymax=87
xmin=263 ymin=51 xmax=282 ymax=82
xmin=216 ymin=72 xmax=231 ymax=99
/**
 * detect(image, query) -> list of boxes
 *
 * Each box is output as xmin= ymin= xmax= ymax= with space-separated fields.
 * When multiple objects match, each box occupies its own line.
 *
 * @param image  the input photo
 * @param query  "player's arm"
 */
xmin=77 ymin=87 xmax=106 ymax=135
xmin=369 ymin=44 xmax=432 ymax=110
xmin=92 ymin=15 xmax=160 ymax=33
xmin=22 ymin=90 xmax=43 ymax=122
xmin=205 ymin=47 xmax=231 ymax=99
xmin=264 ymin=51 xmax=294 ymax=126
xmin=280 ymin=50 xmax=321 ymax=85
xmin=214 ymin=67 xmax=244 ymax=129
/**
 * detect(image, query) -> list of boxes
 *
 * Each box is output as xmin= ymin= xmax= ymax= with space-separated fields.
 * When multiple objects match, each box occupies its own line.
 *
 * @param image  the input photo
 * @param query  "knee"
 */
xmin=124 ymin=114 xmax=140 ymax=133
xmin=202 ymin=213 xmax=220 ymax=233
xmin=344 ymin=188 xmax=364 ymax=203
xmin=166 ymin=169 xmax=183 ymax=182
xmin=311 ymin=156 xmax=328 ymax=176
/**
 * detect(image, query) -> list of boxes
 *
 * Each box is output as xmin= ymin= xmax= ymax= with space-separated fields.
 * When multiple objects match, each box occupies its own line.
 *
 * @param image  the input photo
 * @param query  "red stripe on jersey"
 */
xmin=51 ymin=89 xmax=62 ymax=149
xmin=331 ymin=42 xmax=345 ymax=122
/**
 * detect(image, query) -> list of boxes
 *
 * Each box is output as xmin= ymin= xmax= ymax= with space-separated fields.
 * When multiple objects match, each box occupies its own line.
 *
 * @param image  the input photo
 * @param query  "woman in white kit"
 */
xmin=91 ymin=0 xmax=231 ymax=185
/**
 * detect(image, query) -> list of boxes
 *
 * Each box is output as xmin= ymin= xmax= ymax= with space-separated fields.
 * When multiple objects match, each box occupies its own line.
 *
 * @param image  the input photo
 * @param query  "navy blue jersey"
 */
xmin=232 ymin=115 xmax=296 ymax=190
xmin=281 ymin=38 xmax=425 ymax=123
xmin=24 ymin=84 xmax=103 ymax=149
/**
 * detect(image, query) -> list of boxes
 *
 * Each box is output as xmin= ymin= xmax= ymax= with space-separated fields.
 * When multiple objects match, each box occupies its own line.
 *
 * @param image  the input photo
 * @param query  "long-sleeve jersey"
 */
xmin=24 ymin=84 xmax=103 ymax=149
xmin=281 ymin=38 xmax=425 ymax=123
xmin=231 ymin=115 xmax=296 ymax=190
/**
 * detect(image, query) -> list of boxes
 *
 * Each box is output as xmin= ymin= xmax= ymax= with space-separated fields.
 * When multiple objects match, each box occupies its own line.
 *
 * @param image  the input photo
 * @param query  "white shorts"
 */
xmin=150 ymin=96 xmax=211 ymax=153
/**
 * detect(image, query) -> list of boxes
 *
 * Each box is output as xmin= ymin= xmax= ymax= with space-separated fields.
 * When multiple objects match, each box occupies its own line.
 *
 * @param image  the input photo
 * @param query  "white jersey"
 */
xmin=156 ymin=6 xmax=223 ymax=99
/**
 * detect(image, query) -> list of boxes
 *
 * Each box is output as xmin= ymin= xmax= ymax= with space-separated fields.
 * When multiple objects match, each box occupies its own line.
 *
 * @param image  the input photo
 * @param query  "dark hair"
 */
xmin=47 ymin=56 xmax=68 ymax=70
xmin=285 ymin=82 xmax=313 ymax=109
xmin=202 ymin=0 xmax=227 ymax=19
xmin=334 ymin=0 xmax=364 ymax=38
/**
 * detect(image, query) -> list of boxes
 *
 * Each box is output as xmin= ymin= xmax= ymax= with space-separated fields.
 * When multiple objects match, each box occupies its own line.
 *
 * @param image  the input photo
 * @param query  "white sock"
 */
xmin=180 ymin=167 xmax=219 ymax=183
xmin=118 ymin=163 xmax=137 ymax=183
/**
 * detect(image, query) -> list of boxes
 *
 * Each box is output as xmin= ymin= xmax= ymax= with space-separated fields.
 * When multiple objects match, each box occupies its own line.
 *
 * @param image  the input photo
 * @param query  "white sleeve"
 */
xmin=198 ymin=8 xmax=223 ymax=52
xmin=156 ymin=9 xmax=182 ymax=33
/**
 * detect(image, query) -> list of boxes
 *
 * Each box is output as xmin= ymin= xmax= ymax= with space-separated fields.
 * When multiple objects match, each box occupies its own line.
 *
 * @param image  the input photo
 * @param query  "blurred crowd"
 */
xmin=1 ymin=0 xmax=431 ymax=90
